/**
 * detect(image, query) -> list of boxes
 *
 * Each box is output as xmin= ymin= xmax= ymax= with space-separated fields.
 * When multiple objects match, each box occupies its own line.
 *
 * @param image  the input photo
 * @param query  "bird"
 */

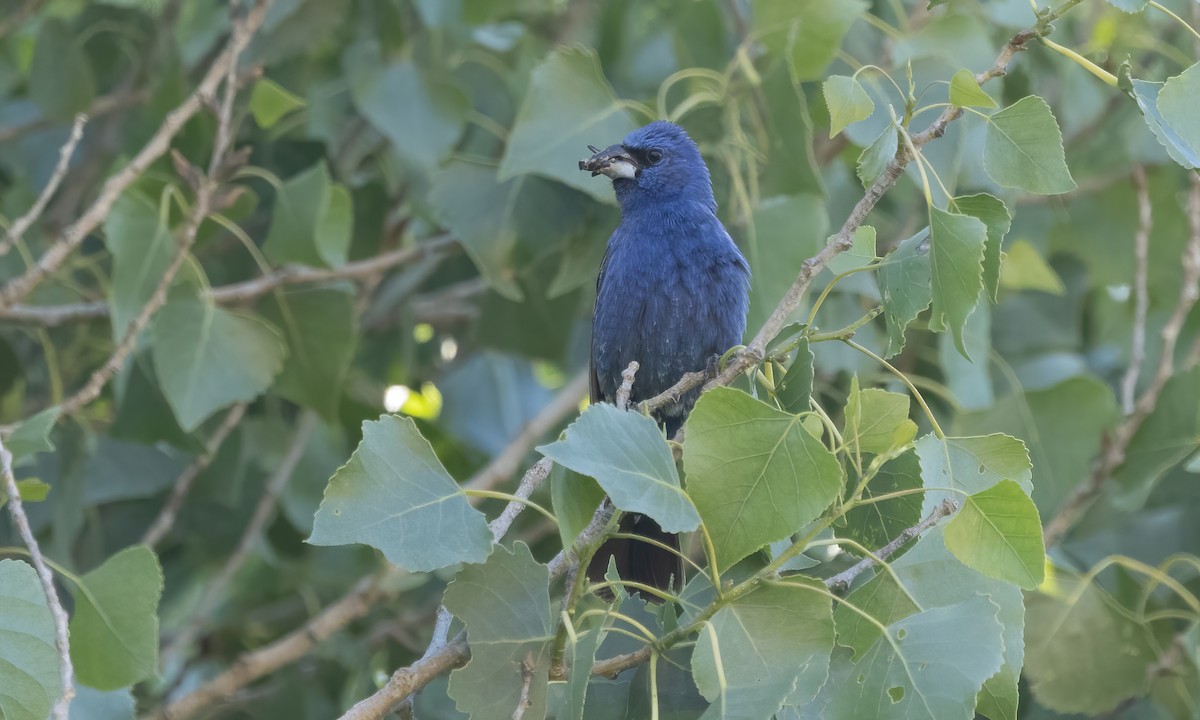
xmin=580 ymin=120 xmax=750 ymax=592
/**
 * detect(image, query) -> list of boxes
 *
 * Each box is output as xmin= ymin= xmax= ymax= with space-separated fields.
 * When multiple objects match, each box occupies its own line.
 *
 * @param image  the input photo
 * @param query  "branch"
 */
xmin=0 ymin=0 xmax=272 ymax=310
xmin=464 ymin=370 xmax=587 ymax=492
xmin=615 ymin=361 xmax=639 ymax=411
xmin=1044 ymin=171 xmax=1200 ymax=547
xmin=0 ymin=435 xmax=74 ymax=718
xmin=0 ymin=236 xmax=459 ymax=327
xmin=0 ymin=113 xmax=87 ymax=257
xmin=140 ymin=403 xmax=248 ymax=548
xmin=163 ymin=412 xmax=317 ymax=663
xmin=825 ymin=498 xmax=959 ymax=591
xmin=148 ymin=571 xmax=402 ymax=720
xmin=1121 ymin=165 xmax=1152 ymax=414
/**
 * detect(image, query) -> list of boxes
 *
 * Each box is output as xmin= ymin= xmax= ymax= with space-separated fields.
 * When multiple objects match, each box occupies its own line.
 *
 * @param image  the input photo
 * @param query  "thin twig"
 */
xmin=0 ymin=0 xmax=272 ymax=310
xmin=0 ymin=435 xmax=75 ymax=718
xmin=615 ymin=361 xmax=639 ymax=411
xmin=0 ymin=0 xmax=48 ymax=40
xmin=141 ymin=403 xmax=248 ymax=547
xmin=512 ymin=656 xmax=534 ymax=720
xmin=1122 ymin=166 xmax=1152 ymax=414
xmin=0 ymin=236 xmax=459 ymax=327
xmin=0 ymin=114 xmax=88 ymax=257
xmin=464 ymin=371 xmax=587 ymax=492
xmin=148 ymin=571 xmax=402 ymax=720
xmin=639 ymin=371 xmax=706 ymax=415
xmin=1044 ymin=172 xmax=1200 ymax=547
xmin=825 ymin=498 xmax=959 ymax=591
xmin=163 ymin=412 xmax=317 ymax=663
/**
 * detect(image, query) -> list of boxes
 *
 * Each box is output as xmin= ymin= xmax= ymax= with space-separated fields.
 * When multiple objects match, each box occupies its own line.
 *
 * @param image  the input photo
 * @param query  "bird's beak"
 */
xmin=578 ymin=144 xmax=639 ymax=180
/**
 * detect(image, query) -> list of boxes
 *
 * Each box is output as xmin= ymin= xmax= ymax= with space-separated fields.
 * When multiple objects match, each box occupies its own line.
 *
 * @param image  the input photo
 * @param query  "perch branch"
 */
xmin=0 ymin=435 xmax=74 ymax=719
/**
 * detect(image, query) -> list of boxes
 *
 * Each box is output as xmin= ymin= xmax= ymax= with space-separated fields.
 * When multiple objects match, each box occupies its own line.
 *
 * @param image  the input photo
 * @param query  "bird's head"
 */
xmin=579 ymin=121 xmax=716 ymax=213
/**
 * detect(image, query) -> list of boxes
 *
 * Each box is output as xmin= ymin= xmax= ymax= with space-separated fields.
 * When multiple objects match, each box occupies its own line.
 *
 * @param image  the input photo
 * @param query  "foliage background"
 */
xmin=0 ymin=0 xmax=1199 ymax=718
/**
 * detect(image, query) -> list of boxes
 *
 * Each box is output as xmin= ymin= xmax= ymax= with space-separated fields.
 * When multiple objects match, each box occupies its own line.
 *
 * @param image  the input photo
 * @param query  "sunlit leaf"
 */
xmin=824 ymin=75 xmax=874 ymax=138
xmin=948 ymin=69 xmax=997 ymax=108
xmin=684 ymin=388 xmax=843 ymax=566
xmin=249 ymin=77 xmax=305 ymax=128
xmin=983 ymin=96 xmax=1076 ymax=195
xmin=944 ymin=480 xmax=1045 ymax=588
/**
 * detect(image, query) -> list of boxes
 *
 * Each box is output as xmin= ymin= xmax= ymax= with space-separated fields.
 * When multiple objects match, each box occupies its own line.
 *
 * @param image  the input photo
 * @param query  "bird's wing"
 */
xmin=590 ymin=240 xmax=617 ymax=404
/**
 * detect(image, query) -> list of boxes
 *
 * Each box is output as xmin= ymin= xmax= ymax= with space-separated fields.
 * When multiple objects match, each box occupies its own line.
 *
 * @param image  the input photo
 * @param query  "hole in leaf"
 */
xmin=888 ymin=686 xmax=904 ymax=703
xmin=978 ymin=464 xmax=986 ymax=473
xmin=897 ymin=628 xmax=907 ymax=640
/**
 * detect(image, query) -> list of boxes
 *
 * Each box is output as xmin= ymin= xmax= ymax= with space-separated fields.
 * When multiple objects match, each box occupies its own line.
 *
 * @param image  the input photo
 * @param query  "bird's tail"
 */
xmin=587 ymin=513 xmax=683 ymax=595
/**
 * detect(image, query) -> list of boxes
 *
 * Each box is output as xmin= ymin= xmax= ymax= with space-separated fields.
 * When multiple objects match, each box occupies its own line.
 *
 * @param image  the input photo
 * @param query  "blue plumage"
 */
xmin=588 ymin=121 xmax=750 ymax=434
xmin=582 ymin=121 xmax=750 ymax=590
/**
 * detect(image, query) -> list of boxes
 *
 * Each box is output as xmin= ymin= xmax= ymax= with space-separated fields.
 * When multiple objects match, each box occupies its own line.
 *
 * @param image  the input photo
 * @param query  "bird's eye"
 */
xmin=646 ymin=149 xmax=664 ymax=165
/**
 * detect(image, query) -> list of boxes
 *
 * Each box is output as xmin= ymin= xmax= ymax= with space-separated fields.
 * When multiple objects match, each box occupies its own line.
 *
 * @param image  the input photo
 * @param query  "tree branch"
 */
xmin=140 ymin=403 xmax=248 ymax=548
xmin=0 ymin=236 xmax=459 ymax=327
xmin=0 ymin=113 xmax=87 ymax=257
xmin=1044 ymin=171 xmax=1200 ymax=547
xmin=0 ymin=435 xmax=74 ymax=719
xmin=0 ymin=0 xmax=272 ymax=310
xmin=163 ymin=412 xmax=317 ymax=664
xmin=825 ymin=498 xmax=959 ymax=591
xmin=1121 ymin=165 xmax=1152 ymax=414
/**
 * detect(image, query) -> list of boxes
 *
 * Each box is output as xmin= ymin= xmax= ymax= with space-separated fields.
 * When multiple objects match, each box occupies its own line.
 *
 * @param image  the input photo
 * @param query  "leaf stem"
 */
xmin=841 ymin=338 xmax=945 ymax=439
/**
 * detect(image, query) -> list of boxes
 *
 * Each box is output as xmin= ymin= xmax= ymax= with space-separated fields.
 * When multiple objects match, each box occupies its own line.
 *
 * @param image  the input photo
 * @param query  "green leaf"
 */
xmin=559 ymin=598 xmax=614 ymax=720
xmin=692 ymin=578 xmax=835 ymax=718
xmin=823 ymin=596 xmax=1004 ymax=719
xmin=1112 ymin=366 xmax=1200 ymax=509
xmin=151 ymin=297 xmax=286 ymax=431
xmin=4 ymin=407 xmax=59 ymax=463
xmin=499 ymin=48 xmax=637 ymax=202
xmin=857 ymin=124 xmax=897 ymax=189
xmin=105 ymin=191 xmax=173 ymax=342
xmin=429 ymin=163 xmax=527 ymax=302
xmin=260 ymin=287 xmax=357 ymax=419
xmin=775 ymin=338 xmax=814 ymax=414
xmin=1150 ymin=62 xmax=1200 ymax=169
xmin=263 ymin=162 xmax=353 ymax=268
xmin=960 ymin=376 xmax=1117 ymax=518
xmin=551 ymin=465 xmax=605 ymax=550
xmin=30 ymin=19 xmax=95 ymax=121
xmin=841 ymin=450 xmax=924 ymax=554
xmin=760 ymin=63 xmax=825 ymax=197
xmin=351 ymin=59 xmax=466 ymax=171
xmin=1025 ymin=564 xmax=1157 ymax=714
xmin=249 ymin=77 xmax=305 ymax=129
xmin=944 ymin=480 xmax=1045 ymax=589
xmin=539 ymin=403 xmax=700 ymax=533
xmin=444 ymin=543 xmax=552 ymax=720
xmin=915 ymin=433 xmax=1033 ymax=515
xmin=837 ymin=528 xmax=1026 ymax=720
xmin=948 ymin=69 xmax=997 ymax=108
xmin=69 ymin=546 xmax=163 ymax=690
xmin=0 ymin=559 xmax=60 ymax=720
xmin=877 ymin=228 xmax=931 ymax=357
xmin=928 ymin=207 xmax=987 ymax=357
xmin=752 ymin=0 xmax=868 ymax=81
xmin=843 ymin=377 xmax=917 ymax=456
xmin=68 ymin=686 xmax=135 ymax=720
xmin=309 ymin=414 xmax=493 ymax=571
xmin=997 ymin=240 xmax=1065 ymax=294
xmin=949 ymin=194 xmax=1010 ymax=303
xmin=983 ymin=96 xmax=1076 ymax=195
xmin=16 ymin=478 xmax=51 ymax=502
xmin=1130 ymin=78 xmax=1200 ymax=169
xmin=683 ymin=387 xmax=843 ymax=567
xmin=938 ymin=300 xmax=992 ymax=412
xmin=745 ymin=195 xmax=828 ymax=332
xmin=823 ymin=75 xmax=874 ymax=138
xmin=825 ymin=225 xmax=876 ymax=276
